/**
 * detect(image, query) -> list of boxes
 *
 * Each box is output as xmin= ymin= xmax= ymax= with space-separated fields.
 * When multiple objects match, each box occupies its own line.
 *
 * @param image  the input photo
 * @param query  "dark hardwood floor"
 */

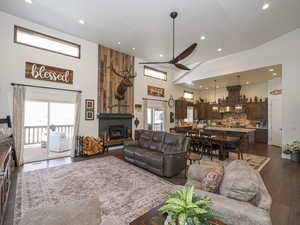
xmin=3 ymin=144 xmax=300 ymax=225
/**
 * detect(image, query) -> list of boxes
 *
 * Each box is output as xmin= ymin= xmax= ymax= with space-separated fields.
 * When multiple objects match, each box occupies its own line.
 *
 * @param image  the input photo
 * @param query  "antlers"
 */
xmin=110 ymin=64 xmax=136 ymax=79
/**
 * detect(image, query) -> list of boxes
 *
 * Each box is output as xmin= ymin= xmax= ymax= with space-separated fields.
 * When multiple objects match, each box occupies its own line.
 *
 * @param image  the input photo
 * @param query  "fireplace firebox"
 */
xmin=109 ymin=125 xmax=125 ymax=139
xmin=98 ymin=113 xmax=133 ymax=141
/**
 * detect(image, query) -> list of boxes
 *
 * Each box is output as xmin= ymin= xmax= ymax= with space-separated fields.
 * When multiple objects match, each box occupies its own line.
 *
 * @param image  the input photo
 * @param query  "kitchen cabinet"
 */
xmin=175 ymin=98 xmax=188 ymax=119
xmin=194 ymin=103 xmax=208 ymax=120
xmin=255 ymin=128 xmax=268 ymax=144
xmin=246 ymin=102 xmax=268 ymax=120
xmin=207 ymin=105 xmax=222 ymax=120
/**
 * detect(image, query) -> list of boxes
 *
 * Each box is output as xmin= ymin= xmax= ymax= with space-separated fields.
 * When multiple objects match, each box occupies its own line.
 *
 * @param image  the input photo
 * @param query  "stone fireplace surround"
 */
xmin=97 ymin=113 xmax=133 ymax=140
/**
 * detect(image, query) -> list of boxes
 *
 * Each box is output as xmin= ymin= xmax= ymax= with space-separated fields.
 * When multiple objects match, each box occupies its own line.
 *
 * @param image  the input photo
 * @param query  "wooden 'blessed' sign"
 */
xmin=25 ymin=62 xmax=73 ymax=84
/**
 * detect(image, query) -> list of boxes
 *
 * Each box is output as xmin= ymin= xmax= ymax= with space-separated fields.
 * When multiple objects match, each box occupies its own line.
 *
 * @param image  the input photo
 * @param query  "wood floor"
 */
xmin=3 ymin=143 xmax=300 ymax=225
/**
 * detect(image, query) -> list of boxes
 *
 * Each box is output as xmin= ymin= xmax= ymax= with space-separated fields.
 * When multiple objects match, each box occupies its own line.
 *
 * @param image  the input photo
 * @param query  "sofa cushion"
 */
xmin=201 ymin=165 xmax=224 ymax=193
xmin=162 ymin=133 xmax=185 ymax=153
xmin=193 ymin=188 xmax=272 ymax=225
xmin=144 ymin=151 xmax=163 ymax=169
xmin=220 ymin=160 xmax=260 ymax=202
xmin=138 ymin=131 xmax=153 ymax=149
xmin=148 ymin=132 xmax=165 ymax=152
xmin=19 ymin=199 xmax=101 ymax=225
xmin=123 ymin=146 xmax=141 ymax=158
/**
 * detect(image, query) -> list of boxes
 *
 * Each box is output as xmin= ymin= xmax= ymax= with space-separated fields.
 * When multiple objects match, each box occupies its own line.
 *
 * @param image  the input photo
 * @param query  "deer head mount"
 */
xmin=110 ymin=63 xmax=136 ymax=101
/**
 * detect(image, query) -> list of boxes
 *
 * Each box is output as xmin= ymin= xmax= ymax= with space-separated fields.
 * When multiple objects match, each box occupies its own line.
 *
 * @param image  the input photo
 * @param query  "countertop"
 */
xmin=205 ymin=127 xmax=256 ymax=133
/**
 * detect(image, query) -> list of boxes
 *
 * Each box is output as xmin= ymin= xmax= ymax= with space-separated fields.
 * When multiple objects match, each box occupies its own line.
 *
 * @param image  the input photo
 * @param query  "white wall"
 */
xmin=0 ymin=11 xmax=98 ymax=136
xmin=176 ymin=28 xmax=300 ymax=145
xmin=133 ymin=58 xmax=201 ymax=132
xmin=198 ymin=82 xmax=268 ymax=103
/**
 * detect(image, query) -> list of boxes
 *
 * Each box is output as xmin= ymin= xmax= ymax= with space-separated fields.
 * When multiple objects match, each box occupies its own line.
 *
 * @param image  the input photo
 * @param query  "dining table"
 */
xmin=210 ymin=135 xmax=241 ymax=160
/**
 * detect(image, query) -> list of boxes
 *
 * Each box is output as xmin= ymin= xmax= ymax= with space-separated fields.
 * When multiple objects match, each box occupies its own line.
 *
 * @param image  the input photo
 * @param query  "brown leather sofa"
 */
xmin=123 ymin=130 xmax=190 ymax=177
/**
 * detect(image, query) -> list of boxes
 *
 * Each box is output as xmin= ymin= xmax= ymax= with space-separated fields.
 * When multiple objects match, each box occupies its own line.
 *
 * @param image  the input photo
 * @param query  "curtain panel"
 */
xmin=72 ymin=92 xmax=81 ymax=157
xmin=12 ymin=86 xmax=26 ymax=166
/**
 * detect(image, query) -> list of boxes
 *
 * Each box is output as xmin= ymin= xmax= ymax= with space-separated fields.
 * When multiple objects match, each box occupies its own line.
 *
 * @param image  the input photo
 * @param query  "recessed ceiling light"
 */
xmin=199 ymin=85 xmax=203 ymax=88
xmin=246 ymin=81 xmax=250 ymax=85
xmin=262 ymin=3 xmax=270 ymax=10
xmin=273 ymin=73 xmax=277 ymax=76
xmin=132 ymin=47 xmax=136 ymax=50
xmin=217 ymin=48 xmax=222 ymax=52
xmin=269 ymin=68 xmax=274 ymax=72
xmin=117 ymin=42 xmax=121 ymax=45
xmin=159 ymin=54 xmax=164 ymax=57
xmin=201 ymin=36 xmax=206 ymax=40
xmin=25 ymin=0 xmax=32 ymax=4
xmin=78 ymin=19 xmax=85 ymax=25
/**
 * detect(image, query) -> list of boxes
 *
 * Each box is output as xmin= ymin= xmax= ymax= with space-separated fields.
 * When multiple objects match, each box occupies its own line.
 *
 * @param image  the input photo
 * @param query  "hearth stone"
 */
xmin=98 ymin=113 xmax=133 ymax=140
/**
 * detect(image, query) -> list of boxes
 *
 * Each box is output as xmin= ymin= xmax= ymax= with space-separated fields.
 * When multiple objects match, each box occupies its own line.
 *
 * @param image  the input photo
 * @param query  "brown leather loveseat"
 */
xmin=123 ymin=130 xmax=190 ymax=177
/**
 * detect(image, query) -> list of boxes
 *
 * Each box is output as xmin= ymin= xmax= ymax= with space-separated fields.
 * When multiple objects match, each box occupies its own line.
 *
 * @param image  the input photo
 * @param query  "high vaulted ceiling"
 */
xmin=1 ymin=0 xmax=300 ymax=72
xmin=182 ymin=65 xmax=282 ymax=91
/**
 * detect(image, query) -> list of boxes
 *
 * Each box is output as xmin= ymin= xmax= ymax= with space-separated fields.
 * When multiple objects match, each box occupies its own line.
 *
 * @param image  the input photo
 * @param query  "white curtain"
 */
xmin=12 ymin=86 xmax=26 ymax=166
xmin=164 ymin=101 xmax=169 ymax=132
xmin=143 ymin=100 xmax=148 ymax=129
xmin=72 ymin=92 xmax=81 ymax=157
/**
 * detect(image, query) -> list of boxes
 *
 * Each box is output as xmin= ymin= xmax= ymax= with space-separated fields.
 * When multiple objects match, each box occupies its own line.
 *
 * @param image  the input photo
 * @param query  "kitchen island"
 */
xmin=204 ymin=127 xmax=256 ymax=143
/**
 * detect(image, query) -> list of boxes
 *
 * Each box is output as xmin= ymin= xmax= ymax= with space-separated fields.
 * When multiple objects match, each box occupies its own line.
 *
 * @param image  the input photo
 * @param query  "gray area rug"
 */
xmin=14 ymin=156 xmax=179 ymax=225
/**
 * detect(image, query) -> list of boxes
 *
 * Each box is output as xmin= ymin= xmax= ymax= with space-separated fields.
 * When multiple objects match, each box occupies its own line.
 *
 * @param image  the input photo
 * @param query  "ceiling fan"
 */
xmin=139 ymin=11 xmax=197 ymax=70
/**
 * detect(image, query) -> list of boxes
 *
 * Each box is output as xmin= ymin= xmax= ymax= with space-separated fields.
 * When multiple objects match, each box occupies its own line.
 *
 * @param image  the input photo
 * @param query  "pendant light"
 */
xmin=235 ymin=75 xmax=243 ymax=112
xmin=212 ymin=80 xmax=219 ymax=111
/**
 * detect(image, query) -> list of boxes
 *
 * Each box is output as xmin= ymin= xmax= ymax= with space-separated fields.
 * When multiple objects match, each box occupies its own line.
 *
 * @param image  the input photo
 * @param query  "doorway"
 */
xmin=269 ymin=97 xmax=282 ymax=146
xmin=147 ymin=107 xmax=165 ymax=131
xmin=23 ymin=101 xmax=75 ymax=163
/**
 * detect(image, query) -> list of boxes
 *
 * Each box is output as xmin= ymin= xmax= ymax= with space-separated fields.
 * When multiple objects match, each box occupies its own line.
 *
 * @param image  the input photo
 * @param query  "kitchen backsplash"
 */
xmin=217 ymin=113 xmax=251 ymax=127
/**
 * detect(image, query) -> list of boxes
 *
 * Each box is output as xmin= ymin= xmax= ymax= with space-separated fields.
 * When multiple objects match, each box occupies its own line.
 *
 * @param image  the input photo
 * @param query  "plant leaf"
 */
xmin=178 ymin=213 xmax=187 ymax=225
xmin=186 ymin=186 xmax=194 ymax=204
xmin=160 ymin=204 xmax=184 ymax=213
xmin=166 ymin=198 xmax=186 ymax=207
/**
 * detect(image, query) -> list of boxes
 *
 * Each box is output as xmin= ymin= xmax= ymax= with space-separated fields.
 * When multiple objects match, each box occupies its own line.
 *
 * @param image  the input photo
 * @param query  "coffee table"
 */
xmin=130 ymin=204 xmax=226 ymax=225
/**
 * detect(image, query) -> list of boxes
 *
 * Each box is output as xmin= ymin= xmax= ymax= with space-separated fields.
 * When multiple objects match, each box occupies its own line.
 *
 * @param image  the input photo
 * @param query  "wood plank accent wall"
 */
xmin=98 ymin=45 xmax=134 ymax=114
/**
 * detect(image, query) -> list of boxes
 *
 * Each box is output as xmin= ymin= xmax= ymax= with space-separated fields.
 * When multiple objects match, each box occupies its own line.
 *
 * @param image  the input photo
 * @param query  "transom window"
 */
xmin=14 ymin=26 xmax=81 ymax=58
xmin=184 ymin=91 xmax=194 ymax=99
xmin=144 ymin=66 xmax=167 ymax=81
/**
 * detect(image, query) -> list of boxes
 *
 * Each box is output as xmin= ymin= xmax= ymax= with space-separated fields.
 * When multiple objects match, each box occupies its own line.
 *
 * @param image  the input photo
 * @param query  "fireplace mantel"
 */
xmin=97 ymin=113 xmax=134 ymax=120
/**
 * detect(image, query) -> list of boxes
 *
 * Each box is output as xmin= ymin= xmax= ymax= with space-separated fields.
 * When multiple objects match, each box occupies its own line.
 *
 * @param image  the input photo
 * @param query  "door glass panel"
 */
xmin=24 ymin=101 xmax=49 ymax=163
xmin=147 ymin=107 xmax=165 ymax=131
xmin=48 ymin=102 xmax=75 ymax=159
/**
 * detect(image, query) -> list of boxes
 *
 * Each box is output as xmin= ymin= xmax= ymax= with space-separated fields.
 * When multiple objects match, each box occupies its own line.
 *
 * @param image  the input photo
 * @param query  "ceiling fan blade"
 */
xmin=175 ymin=63 xmax=191 ymax=70
xmin=172 ymin=43 xmax=197 ymax=63
xmin=139 ymin=61 xmax=170 ymax=65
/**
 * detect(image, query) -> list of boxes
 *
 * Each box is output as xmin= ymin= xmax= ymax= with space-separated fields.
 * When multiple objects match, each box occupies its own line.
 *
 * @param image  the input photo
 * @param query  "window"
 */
xmin=14 ymin=26 xmax=81 ymax=58
xmin=144 ymin=66 xmax=167 ymax=81
xmin=184 ymin=106 xmax=194 ymax=123
xmin=184 ymin=91 xmax=194 ymax=99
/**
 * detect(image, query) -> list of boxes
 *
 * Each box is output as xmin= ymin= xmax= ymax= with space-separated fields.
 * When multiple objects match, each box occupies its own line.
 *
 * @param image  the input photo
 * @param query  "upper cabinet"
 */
xmin=207 ymin=105 xmax=222 ymax=120
xmin=175 ymin=98 xmax=188 ymax=119
xmin=246 ymin=102 xmax=268 ymax=120
xmin=194 ymin=102 xmax=208 ymax=120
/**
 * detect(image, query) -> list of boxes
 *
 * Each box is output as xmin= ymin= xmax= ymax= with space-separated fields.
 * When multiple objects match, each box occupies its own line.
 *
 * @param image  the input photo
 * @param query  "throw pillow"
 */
xmin=200 ymin=165 xmax=224 ymax=193
xmin=220 ymin=161 xmax=260 ymax=202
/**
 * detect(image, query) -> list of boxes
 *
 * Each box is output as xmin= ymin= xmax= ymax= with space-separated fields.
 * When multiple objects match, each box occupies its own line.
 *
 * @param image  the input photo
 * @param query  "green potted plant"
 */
xmin=289 ymin=141 xmax=300 ymax=162
xmin=282 ymin=144 xmax=292 ymax=160
xmin=160 ymin=186 xmax=224 ymax=225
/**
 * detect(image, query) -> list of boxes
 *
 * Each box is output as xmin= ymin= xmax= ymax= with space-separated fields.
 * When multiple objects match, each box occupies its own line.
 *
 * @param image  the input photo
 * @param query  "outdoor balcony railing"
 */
xmin=24 ymin=125 xmax=74 ymax=145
